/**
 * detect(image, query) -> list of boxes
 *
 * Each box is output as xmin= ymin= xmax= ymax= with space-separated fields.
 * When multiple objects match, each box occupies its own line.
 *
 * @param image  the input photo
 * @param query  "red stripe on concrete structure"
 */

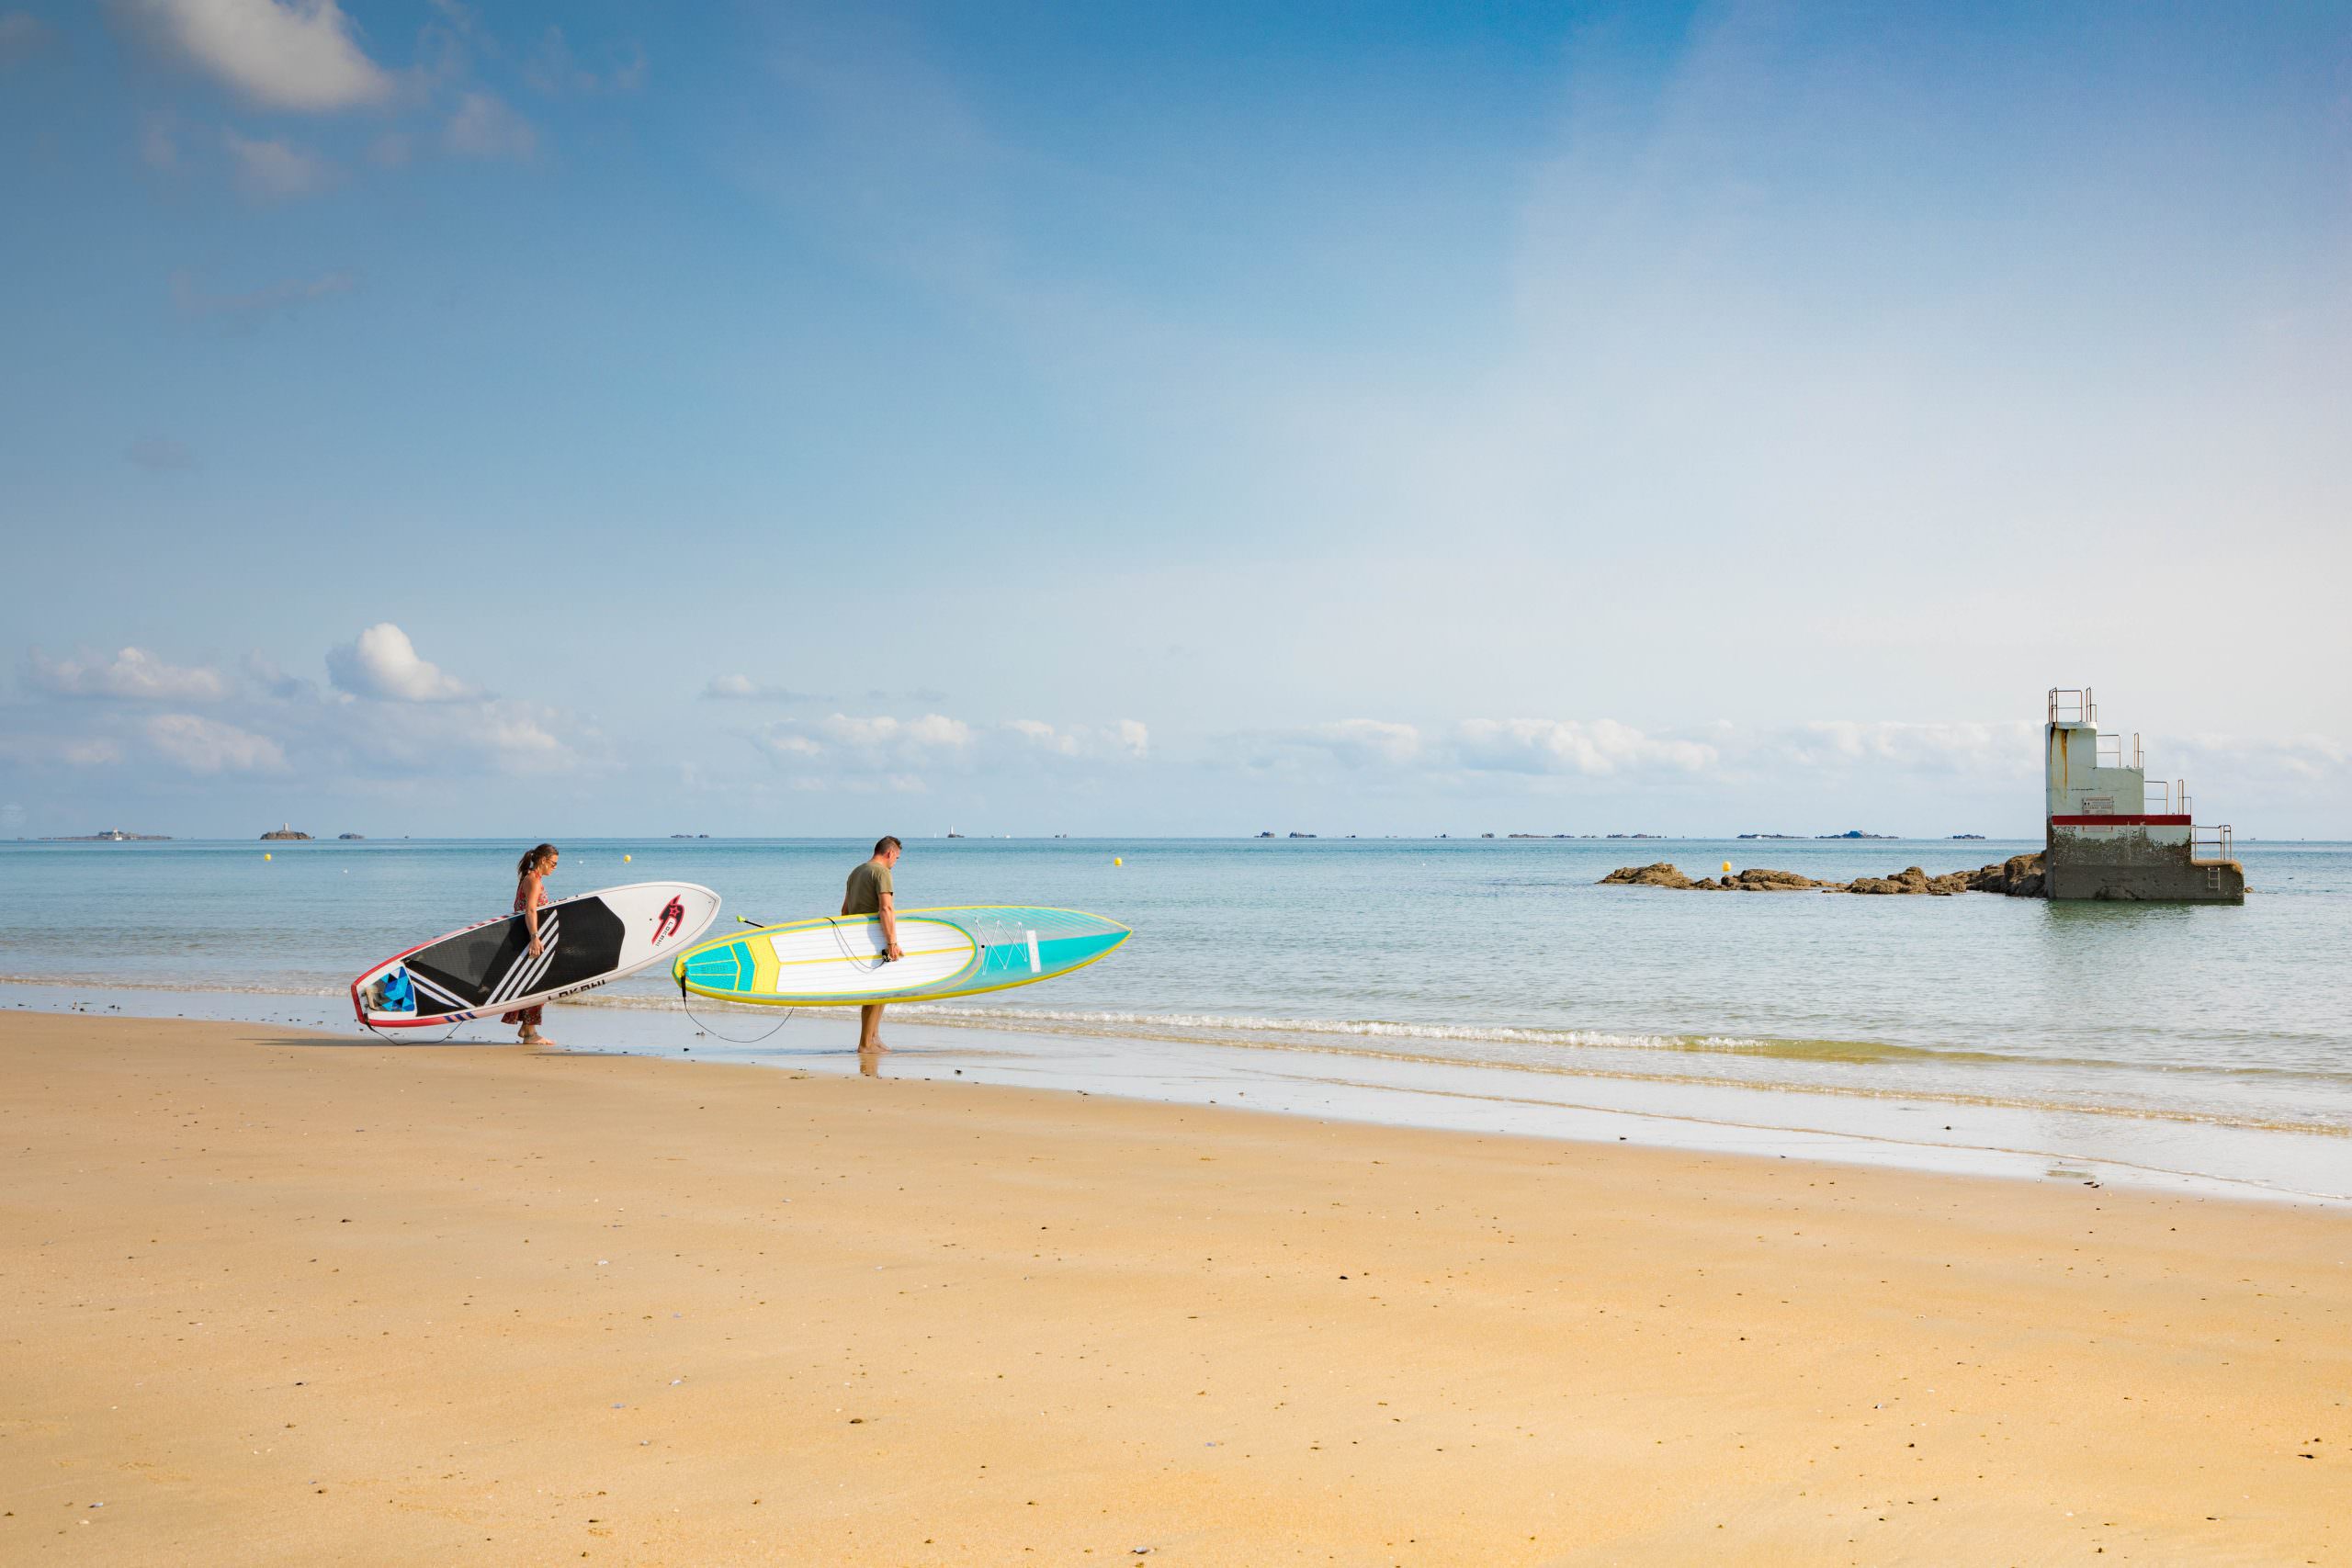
xmin=2048 ymin=815 xmax=2191 ymax=827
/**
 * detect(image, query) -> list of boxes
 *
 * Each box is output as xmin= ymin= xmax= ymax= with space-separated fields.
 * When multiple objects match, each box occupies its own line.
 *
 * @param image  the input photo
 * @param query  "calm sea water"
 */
xmin=5 ymin=836 xmax=2347 ymax=1195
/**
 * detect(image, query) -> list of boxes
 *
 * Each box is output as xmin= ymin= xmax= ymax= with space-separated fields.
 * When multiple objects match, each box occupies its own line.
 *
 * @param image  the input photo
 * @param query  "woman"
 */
xmin=503 ymin=843 xmax=560 ymax=1045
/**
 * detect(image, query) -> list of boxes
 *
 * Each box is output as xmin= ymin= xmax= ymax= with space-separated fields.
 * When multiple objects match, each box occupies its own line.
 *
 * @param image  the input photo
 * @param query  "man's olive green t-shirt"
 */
xmin=843 ymin=860 xmax=893 ymax=916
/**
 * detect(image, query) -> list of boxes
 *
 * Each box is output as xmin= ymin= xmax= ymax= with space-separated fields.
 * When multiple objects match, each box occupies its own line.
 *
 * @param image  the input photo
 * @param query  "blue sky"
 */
xmin=2 ymin=1 xmax=2346 ymax=840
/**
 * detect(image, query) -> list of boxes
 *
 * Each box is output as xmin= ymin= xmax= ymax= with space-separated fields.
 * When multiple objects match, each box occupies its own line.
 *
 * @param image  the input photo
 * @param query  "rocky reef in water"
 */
xmin=1600 ymin=855 xmax=2046 ymax=897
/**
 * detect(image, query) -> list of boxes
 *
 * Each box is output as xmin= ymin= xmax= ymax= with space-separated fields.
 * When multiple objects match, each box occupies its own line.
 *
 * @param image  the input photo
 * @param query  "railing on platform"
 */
xmin=2048 ymin=687 xmax=2097 ymax=725
xmin=2190 ymin=825 xmax=2233 ymax=864
xmin=2144 ymin=777 xmax=2188 ymax=814
xmin=2095 ymin=731 xmax=2143 ymax=772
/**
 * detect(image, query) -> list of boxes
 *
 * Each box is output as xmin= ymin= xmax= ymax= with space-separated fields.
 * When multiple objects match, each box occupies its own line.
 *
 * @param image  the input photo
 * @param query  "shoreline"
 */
xmin=3 ymin=1010 xmax=2346 ymax=1563
xmin=6 ymin=980 xmax=2346 ymax=1205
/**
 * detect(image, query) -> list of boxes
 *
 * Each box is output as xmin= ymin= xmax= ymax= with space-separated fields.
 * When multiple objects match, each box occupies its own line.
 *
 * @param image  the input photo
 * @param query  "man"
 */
xmin=842 ymin=835 xmax=904 ymax=1052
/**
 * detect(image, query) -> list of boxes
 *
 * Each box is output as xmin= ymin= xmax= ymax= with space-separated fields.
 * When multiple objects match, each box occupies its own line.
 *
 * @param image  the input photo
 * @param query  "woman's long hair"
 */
xmin=516 ymin=842 xmax=558 ymax=877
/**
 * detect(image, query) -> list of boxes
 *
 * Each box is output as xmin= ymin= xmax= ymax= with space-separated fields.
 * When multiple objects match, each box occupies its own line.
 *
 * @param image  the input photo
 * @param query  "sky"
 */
xmin=1 ymin=0 xmax=2347 ymax=840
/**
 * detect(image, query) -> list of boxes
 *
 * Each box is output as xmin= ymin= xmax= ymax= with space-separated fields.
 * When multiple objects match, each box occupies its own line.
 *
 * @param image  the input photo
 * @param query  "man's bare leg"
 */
xmin=857 ymin=1002 xmax=889 ymax=1053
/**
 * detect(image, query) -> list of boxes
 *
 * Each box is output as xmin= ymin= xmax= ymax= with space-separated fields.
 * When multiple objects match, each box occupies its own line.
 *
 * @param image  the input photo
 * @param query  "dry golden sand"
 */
xmin=1 ymin=1013 xmax=2346 ymax=1565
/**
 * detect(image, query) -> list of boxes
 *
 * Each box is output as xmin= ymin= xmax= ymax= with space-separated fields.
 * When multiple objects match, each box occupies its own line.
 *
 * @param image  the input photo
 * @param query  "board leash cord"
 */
xmin=678 ymin=981 xmax=798 ymax=1045
xmin=358 ymin=1016 xmax=468 ymax=1043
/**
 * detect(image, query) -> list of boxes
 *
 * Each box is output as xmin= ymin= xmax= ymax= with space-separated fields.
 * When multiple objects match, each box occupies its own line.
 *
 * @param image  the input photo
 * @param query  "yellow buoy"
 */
xmin=623 ymin=853 xmax=632 ymax=863
xmin=1114 ymin=857 xmax=1124 ymax=866
xmin=1723 ymin=861 xmax=1732 ymax=874
xmin=263 ymin=852 xmax=272 ymax=861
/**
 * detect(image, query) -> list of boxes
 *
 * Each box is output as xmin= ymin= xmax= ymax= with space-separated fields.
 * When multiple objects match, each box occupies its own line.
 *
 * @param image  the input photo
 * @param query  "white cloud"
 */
xmin=820 ymin=713 xmax=972 ymax=752
xmin=223 ymin=129 xmax=339 ymax=202
xmin=27 ymin=647 xmax=229 ymax=702
xmin=1006 ymin=718 xmax=1077 ymax=756
xmin=476 ymin=707 xmax=565 ymax=771
xmin=1453 ymin=718 xmax=1719 ymax=778
xmin=444 ymin=91 xmax=537 ymax=161
xmin=116 ymin=0 xmax=393 ymax=111
xmin=704 ymin=673 xmax=815 ymax=703
xmin=1752 ymin=720 xmax=2040 ymax=780
xmin=1245 ymin=716 xmax=1718 ymax=778
xmin=145 ymin=713 xmax=285 ymax=773
xmin=325 ymin=623 xmax=475 ymax=702
xmin=1005 ymin=717 xmax=1151 ymax=761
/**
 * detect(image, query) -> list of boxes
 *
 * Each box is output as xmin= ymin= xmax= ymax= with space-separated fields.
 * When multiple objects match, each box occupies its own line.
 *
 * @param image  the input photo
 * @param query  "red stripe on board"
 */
xmin=2049 ymin=815 xmax=2191 ymax=827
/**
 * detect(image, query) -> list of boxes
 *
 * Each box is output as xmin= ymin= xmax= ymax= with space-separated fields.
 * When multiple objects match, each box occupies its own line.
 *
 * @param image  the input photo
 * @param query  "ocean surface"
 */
xmin=4 ymin=836 xmax=2347 ymax=1201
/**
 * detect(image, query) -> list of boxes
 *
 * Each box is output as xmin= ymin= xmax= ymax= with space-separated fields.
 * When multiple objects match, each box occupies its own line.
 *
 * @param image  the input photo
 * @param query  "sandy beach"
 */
xmin=2 ymin=1012 xmax=2344 ymax=1564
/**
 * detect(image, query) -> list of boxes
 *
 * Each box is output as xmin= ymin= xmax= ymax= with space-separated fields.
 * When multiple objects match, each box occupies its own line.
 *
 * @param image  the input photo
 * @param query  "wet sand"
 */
xmin=2 ymin=1011 xmax=2345 ymax=1563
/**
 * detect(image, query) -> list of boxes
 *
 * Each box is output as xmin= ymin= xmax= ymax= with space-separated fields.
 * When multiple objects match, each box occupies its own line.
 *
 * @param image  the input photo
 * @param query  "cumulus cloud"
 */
xmin=745 ymin=710 xmax=1148 ymax=794
xmin=171 ymin=267 xmax=357 ymax=329
xmin=27 ymin=647 xmax=229 ymax=702
xmin=444 ymin=90 xmax=537 ymax=161
xmin=820 ymin=712 xmax=972 ymax=755
xmin=145 ymin=713 xmax=284 ymax=773
xmin=1748 ymin=720 xmax=2041 ymax=780
xmin=474 ymin=706 xmax=565 ymax=770
xmin=703 ymin=673 xmax=816 ymax=703
xmin=1453 ymin=718 xmax=1719 ymax=777
xmin=222 ymin=129 xmax=339 ymax=202
xmin=114 ymin=0 xmax=393 ymax=111
xmin=1244 ymin=717 xmax=1717 ymax=778
xmin=1005 ymin=718 xmax=1150 ymax=761
xmin=325 ymin=623 xmax=475 ymax=702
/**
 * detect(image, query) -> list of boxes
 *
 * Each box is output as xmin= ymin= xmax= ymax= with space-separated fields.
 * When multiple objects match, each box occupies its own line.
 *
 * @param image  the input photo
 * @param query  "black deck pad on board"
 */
xmin=404 ymin=896 xmax=628 ymax=1010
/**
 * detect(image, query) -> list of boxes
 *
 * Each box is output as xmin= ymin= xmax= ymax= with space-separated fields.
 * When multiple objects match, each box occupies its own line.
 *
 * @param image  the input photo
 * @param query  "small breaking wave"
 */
xmin=886 ymin=1003 xmax=1922 ymax=1061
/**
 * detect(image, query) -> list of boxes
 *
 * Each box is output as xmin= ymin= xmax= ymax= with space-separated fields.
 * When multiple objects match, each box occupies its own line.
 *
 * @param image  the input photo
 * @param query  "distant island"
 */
xmin=43 ymin=829 xmax=170 ymax=841
xmin=338 ymin=832 xmax=365 ymax=840
xmin=1816 ymin=829 xmax=1894 ymax=840
xmin=1951 ymin=833 xmax=1985 ymax=840
xmin=1738 ymin=833 xmax=1805 ymax=840
xmin=260 ymin=825 xmax=311 ymax=840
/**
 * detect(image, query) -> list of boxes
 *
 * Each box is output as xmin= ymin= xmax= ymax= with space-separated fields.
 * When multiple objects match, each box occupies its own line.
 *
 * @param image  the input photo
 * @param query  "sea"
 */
xmin=4 ymin=836 xmax=2347 ymax=1203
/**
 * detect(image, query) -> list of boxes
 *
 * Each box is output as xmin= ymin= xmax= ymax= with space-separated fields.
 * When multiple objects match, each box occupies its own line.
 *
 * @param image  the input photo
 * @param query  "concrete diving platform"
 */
xmin=2044 ymin=688 xmax=2244 ymax=903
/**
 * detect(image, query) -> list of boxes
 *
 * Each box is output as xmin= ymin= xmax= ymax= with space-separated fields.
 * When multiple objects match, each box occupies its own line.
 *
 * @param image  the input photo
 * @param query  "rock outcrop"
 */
xmin=1601 ymin=852 xmax=2047 ymax=898
xmin=1598 ymin=863 xmax=1698 ymax=889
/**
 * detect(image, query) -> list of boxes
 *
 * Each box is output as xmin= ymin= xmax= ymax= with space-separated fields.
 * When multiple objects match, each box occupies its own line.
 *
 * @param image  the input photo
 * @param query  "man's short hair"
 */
xmin=874 ymin=835 xmax=902 ymax=856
